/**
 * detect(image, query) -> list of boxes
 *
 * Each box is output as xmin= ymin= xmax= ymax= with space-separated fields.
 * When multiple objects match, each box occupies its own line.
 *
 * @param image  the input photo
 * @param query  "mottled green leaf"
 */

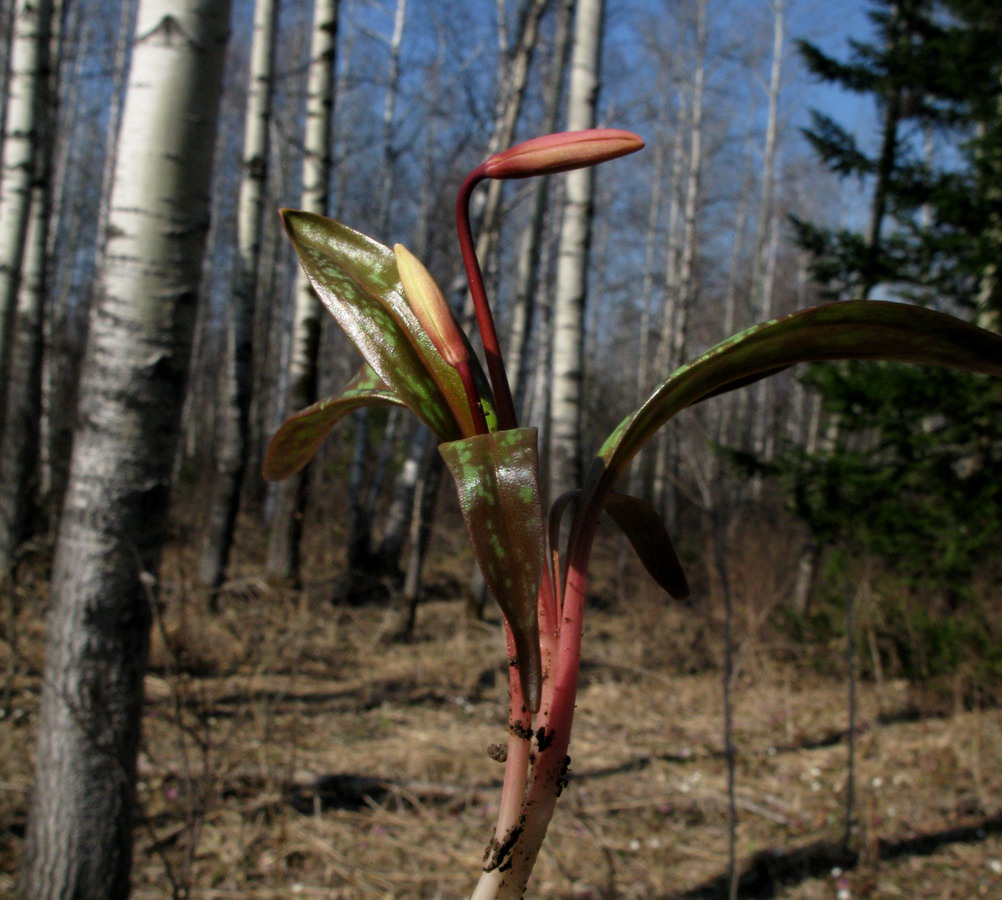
xmin=604 ymin=492 xmax=689 ymax=600
xmin=439 ymin=428 xmax=546 ymax=712
xmin=263 ymin=366 xmax=403 ymax=481
xmin=588 ymin=301 xmax=1002 ymax=503
xmin=282 ymin=210 xmax=488 ymax=441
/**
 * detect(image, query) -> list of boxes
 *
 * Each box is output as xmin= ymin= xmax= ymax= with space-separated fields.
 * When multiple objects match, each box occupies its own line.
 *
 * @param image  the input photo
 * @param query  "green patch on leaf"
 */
xmin=281 ymin=210 xmax=490 ymax=441
xmin=590 ymin=301 xmax=1002 ymax=503
xmin=439 ymin=428 xmax=546 ymax=711
xmin=263 ymin=365 xmax=403 ymax=481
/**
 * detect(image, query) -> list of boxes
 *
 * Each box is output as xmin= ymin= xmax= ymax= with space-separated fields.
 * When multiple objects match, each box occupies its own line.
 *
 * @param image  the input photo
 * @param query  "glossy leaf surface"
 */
xmin=263 ymin=366 xmax=403 ymax=481
xmin=439 ymin=428 xmax=546 ymax=711
xmin=587 ymin=301 xmax=1002 ymax=505
xmin=281 ymin=210 xmax=486 ymax=441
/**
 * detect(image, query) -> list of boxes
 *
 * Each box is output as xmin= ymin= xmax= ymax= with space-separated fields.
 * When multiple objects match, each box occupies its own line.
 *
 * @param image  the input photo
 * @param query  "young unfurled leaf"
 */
xmin=394 ymin=243 xmax=468 ymax=368
xmin=439 ymin=428 xmax=547 ymax=712
xmin=281 ymin=210 xmax=489 ymax=441
xmin=263 ymin=366 xmax=403 ymax=481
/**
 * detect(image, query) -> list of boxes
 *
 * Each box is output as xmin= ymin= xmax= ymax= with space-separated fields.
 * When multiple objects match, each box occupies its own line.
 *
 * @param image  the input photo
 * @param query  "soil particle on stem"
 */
xmin=510 ymin=721 xmax=533 ymax=741
xmin=484 ymin=817 xmax=525 ymax=872
xmin=556 ymin=755 xmax=571 ymax=796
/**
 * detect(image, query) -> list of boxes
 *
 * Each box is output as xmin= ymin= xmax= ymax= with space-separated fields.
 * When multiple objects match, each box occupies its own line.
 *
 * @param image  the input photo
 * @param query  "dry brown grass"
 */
xmin=2 ymin=526 xmax=1002 ymax=899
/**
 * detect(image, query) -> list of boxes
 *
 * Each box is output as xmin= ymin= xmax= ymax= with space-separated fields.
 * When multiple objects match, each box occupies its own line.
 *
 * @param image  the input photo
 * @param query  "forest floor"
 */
xmin=2 ymin=522 xmax=1002 ymax=899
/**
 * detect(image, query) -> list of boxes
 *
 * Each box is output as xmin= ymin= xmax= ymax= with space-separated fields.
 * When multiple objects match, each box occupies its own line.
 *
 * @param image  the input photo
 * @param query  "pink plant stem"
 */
xmin=493 ymin=622 xmax=532 ymax=842
xmin=472 ymin=516 xmax=599 ymax=899
xmin=456 ymin=167 xmax=518 ymax=431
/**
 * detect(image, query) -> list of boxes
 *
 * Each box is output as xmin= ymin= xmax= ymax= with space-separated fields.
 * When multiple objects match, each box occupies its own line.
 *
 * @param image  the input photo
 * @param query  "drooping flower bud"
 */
xmin=483 ymin=128 xmax=644 ymax=180
xmin=394 ymin=243 xmax=468 ymax=368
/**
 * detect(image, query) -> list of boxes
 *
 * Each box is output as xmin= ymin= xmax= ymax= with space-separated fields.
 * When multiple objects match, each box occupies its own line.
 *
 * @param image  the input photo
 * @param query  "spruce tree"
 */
xmin=779 ymin=0 xmax=1002 ymax=680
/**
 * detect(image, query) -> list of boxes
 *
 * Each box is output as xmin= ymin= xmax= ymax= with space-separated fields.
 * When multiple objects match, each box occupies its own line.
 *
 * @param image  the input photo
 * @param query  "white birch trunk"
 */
xmin=0 ymin=170 xmax=48 ymax=573
xmin=624 ymin=121 xmax=668 ymax=502
xmin=507 ymin=0 xmax=574 ymax=412
xmin=348 ymin=0 xmax=407 ymax=576
xmin=652 ymin=1 xmax=705 ymax=518
xmin=18 ymin=3 xmax=231 ymax=897
xmin=43 ymin=0 xmax=136 ymax=522
xmin=0 ymin=91 xmax=54 ymax=573
xmin=672 ymin=0 xmax=705 ymax=374
xmin=267 ymin=0 xmax=339 ymax=579
xmin=199 ymin=0 xmax=279 ymax=589
xmin=0 ymin=0 xmax=53 ymax=391
xmin=454 ymin=0 xmax=548 ymax=327
xmin=548 ymin=0 xmax=604 ymax=500
xmin=377 ymin=0 xmax=406 ymax=236
xmin=749 ymin=0 xmax=784 ymax=478
xmin=372 ymin=95 xmax=440 ymax=575
xmin=0 ymin=0 xmax=59 ymax=573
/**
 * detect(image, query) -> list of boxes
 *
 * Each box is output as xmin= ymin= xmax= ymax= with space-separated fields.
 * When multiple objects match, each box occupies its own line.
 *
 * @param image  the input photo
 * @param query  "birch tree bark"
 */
xmin=0 ymin=0 xmax=54 ymax=396
xmin=453 ymin=0 xmax=549 ymax=328
xmin=548 ymin=0 xmax=604 ymax=500
xmin=266 ymin=0 xmax=339 ymax=580
xmin=18 ymin=3 xmax=231 ymax=897
xmin=199 ymin=0 xmax=279 ymax=589
xmin=651 ymin=0 xmax=706 ymax=519
xmin=749 ymin=0 xmax=785 ymax=475
xmin=0 ymin=79 xmax=54 ymax=576
xmin=506 ymin=0 xmax=574 ymax=413
xmin=345 ymin=0 xmax=407 ymax=579
xmin=0 ymin=0 xmax=59 ymax=575
xmin=44 ymin=0 xmax=136 ymax=526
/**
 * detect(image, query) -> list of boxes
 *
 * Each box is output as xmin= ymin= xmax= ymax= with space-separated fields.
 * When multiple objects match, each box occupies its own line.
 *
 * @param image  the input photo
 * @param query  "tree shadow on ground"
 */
xmin=669 ymin=811 xmax=1002 ymax=899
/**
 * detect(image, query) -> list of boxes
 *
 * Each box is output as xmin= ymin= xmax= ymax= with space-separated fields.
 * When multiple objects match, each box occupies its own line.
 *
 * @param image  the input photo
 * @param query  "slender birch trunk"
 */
xmin=548 ymin=0 xmax=604 ymax=500
xmin=0 ymin=0 xmax=53 ymax=396
xmin=377 ymin=0 xmax=406 ymax=238
xmin=712 ymin=152 xmax=751 ymax=467
xmin=479 ymin=0 xmax=548 ymax=244
xmin=374 ymin=66 xmax=448 ymax=577
xmin=346 ymin=0 xmax=407 ymax=578
xmin=672 ymin=0 xmax=705 ymax=375
xmin=18 ymin=3 xmax=231 ymax=897
xmin=400 ymin=439 xmax=443 ymax=633
xmin=44 ymin=0 xmax=136 ymax=526
xmin=454 ymin=0 xmax=549 ymax=328
xmin=749 ymin=0 xmax=784 ymax=477
xmin=0 ymin=99 xmax=52 ymax=577
xmin=507 ymin=0 xmax=574 ymax=413
xmin=199 ymin=0 xmax=279 ymax=589
xmin=0 ymin=0 xmax=59 ymax=574
xmin=266 ymin=0 xmax=339 ymax=580
xmin=623 ymin=116 xmax=667 ymax=504
xmin=652 ymin=0 xmax=705 ymax=519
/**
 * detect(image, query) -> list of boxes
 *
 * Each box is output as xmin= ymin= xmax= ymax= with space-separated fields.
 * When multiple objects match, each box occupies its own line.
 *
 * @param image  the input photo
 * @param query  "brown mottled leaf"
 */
xmin=591 ymin=301 xmax=1002 ymax=502
xmin=439 ymin=428 xmax=546 ymax=711
xmin=263 ymin=366 xmax=403 ymax=481
xmin=281 ymin=210 xmax=489 ymax=440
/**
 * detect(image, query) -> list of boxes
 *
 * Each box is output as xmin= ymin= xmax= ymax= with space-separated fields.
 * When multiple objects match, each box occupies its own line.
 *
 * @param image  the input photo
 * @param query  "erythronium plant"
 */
xmin=263 ymin=129 xmax=1002 ymax=898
